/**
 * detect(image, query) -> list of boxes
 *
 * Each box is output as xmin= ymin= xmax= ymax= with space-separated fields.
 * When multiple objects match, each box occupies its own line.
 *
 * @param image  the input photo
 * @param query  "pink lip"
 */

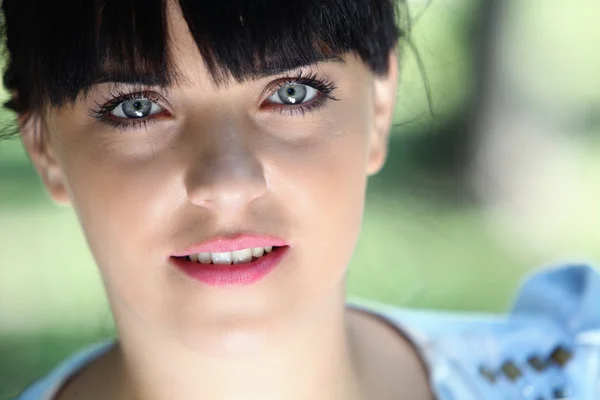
xmin=171 ymin=246 xmax=289 ymax=286
xmin=171 ymin=234 xmax=289 ymax=256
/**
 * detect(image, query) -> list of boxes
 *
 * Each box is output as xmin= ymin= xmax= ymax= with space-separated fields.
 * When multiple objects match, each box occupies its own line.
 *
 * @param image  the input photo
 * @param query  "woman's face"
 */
xmin=23 ymin=4 xmax=398 ymax=354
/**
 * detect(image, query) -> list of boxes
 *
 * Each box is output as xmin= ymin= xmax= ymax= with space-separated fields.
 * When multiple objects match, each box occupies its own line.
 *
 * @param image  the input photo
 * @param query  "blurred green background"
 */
xmin=2 ymin=0 xmax=600 ymax=397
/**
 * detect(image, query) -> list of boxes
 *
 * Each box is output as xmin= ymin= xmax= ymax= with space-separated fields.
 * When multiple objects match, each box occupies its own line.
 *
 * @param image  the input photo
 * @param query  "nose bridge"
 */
xmin=184 ymin=111 xmax=266 ymax=210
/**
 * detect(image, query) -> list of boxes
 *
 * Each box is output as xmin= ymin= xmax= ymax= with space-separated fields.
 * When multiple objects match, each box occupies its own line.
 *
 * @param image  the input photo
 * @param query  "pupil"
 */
xmin=287 ymin=87 xmax=296 ymax=96
xmin=133 ymin=101 xmax=142 ymax=110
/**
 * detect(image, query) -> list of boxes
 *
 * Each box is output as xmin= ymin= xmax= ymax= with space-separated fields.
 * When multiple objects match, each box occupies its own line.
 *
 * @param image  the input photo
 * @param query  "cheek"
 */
xmin=267 ymin=104 xmax=372 ymax=298
xmin=54 ymin=131 xmax=184 ymax=290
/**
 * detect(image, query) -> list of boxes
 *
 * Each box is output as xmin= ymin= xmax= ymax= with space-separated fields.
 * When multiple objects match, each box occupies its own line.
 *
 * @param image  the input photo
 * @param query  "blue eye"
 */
xmin=268 ymin=84 xmax=319 ymax=105
xmin=111 ymin=98 xmax=163 ymax=119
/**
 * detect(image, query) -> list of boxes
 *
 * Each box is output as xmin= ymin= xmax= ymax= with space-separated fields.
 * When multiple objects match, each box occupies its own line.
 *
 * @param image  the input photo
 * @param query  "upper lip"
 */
xmin=171 ymin=234 xmax=289 ymax=257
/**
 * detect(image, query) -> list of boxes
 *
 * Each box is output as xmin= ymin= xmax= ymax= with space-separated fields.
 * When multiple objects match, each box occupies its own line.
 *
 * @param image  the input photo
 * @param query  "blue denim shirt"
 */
xmin=353 ymin=263 xmax=600 ymax=399
xmin=17 ymin=264 xmax=600 ymax=399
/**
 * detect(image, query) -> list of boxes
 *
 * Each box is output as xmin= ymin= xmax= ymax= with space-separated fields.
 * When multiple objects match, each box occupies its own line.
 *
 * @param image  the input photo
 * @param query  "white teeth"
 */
xmin=198 ymin=252 xmax=212 ymax=264
xmin=187 ymin=246 xmax=278 ymax=264
xmin=211 ymin=251 xmax=233 ymax=265
xmin=232 ymin=248 xmax=253 ymax=264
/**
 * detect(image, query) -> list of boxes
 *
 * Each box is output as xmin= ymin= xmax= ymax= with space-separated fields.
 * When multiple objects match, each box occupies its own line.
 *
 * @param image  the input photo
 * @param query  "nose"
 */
xmin=184 ymin=126 xmax=267 ymax=212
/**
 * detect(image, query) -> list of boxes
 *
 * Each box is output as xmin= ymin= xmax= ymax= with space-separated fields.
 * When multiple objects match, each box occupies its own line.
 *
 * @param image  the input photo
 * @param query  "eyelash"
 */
xmin=89 ymin=73 xmax=339 ymax=130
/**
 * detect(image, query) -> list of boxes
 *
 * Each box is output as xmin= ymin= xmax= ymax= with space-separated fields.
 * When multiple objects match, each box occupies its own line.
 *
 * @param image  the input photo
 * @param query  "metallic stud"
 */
xmin=478 ymin=365 xmax=496 ymax=383
xmin=500 ymin=360 xmax=522 ymax=381
xmin=548 ymin=346 xmax=573 ymax=367
xmin=527 ymin=355 xmax=547 ymax=372
xmin=553 ymin=386 xmax=573 ymax=399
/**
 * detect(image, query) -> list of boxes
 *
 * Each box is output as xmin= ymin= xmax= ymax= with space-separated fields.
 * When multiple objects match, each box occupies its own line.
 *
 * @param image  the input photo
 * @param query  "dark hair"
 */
xmin=1 ymin=0 xmax=406 ymax=118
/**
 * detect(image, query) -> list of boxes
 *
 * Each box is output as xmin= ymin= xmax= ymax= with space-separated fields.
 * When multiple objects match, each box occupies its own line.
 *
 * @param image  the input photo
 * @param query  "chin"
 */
xmin=176 ymin=317 xmax=278 ymax=359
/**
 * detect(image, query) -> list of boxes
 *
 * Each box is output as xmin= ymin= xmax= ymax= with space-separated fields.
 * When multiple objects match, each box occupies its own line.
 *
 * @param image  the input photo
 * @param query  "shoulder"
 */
xmin=351 ymin=263 xmax=600 ymax=400
xmin=14 ymin=341 xmax=113 ymax=400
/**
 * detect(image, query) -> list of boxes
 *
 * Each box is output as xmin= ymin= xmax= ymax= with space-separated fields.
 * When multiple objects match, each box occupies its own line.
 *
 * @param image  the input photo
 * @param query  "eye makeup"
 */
xmin=88 ymin=70 xmax=340 ymax=131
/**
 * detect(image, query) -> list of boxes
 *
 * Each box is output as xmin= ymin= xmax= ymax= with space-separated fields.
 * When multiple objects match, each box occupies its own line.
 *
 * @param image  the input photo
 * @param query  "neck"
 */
xmin=111 ymin=292 xmax=364 ymax=400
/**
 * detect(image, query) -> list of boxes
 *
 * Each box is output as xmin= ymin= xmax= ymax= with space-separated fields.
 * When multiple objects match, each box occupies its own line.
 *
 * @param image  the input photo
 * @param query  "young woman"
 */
xmin=4 ymin=0 xmax=598 ymax=399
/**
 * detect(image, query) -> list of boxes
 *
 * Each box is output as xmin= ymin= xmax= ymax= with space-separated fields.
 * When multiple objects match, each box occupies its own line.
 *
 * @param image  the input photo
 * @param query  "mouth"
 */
xmin=170 ymin=239 xmax=289 ymax=287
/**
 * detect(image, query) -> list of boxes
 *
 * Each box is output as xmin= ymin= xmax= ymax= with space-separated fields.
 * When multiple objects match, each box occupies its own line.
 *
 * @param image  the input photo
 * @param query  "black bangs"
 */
xmin=1 ymin=0 xmax=402 ymax=114
xmin=177 ymin=0 xmax=401 ymax=83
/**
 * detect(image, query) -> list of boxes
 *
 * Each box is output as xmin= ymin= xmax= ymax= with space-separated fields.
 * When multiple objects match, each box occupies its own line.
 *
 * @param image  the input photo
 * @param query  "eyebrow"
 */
xmin=89 ymin=55 xmax=347 ymax=88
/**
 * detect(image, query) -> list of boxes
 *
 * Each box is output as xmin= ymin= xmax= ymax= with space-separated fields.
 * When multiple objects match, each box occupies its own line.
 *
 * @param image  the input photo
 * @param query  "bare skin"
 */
xmin=54 ymin=309 xmax=433 ymax=400
xmin=20 ymin=1 xmax=433 ymax=399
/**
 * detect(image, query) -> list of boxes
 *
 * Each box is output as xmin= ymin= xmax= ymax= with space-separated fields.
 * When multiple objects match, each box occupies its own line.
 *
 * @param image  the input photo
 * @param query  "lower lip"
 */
xmin=171 ymin=247 xmax=288 ymax=287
